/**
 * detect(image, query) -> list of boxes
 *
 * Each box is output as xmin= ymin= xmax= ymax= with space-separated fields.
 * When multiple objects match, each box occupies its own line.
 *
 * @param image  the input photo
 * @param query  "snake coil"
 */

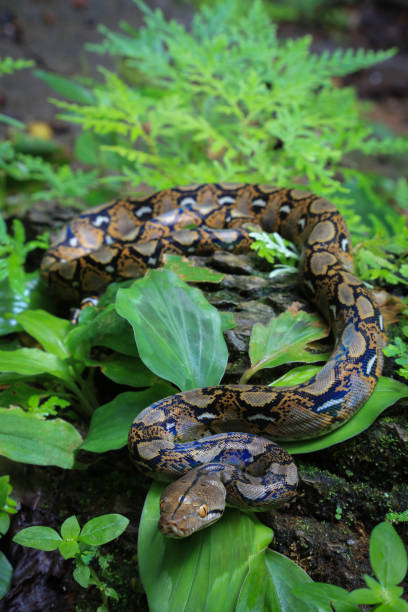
xmin=41 ymin=184 xmax=385 ymax=537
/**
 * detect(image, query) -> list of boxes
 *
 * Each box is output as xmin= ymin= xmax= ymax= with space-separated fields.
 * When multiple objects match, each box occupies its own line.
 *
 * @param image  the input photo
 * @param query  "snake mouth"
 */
xmin=158 ymin=518 xmax=190 ymax=538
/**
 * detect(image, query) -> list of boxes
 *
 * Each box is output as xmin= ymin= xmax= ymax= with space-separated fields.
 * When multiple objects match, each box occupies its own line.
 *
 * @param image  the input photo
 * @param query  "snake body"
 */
xmin=41 ymin=184 xmax=386 ymax=537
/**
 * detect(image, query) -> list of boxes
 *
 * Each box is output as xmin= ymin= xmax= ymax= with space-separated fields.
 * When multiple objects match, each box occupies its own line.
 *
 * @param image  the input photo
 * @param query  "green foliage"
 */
xmin=0 ymin=476 xmax=17 ymax=599
xmin=0 ymin=216 xmax=48 ymax=297
xmin=293 ymin=522 xmax=408 ymax=611
xmin=13 ymin=513 xmax=129 ymax=609
xmin=46 ymin=0 xmax=406 ymax=200
xmin=249 ymin=230 xmax=299 ymax=278
xmin=386 ymin=509 xmax=408 ymax=524
xmin=384 ymin=329 xmax=408 ymax=381
xmin=0 ymin=57 xmax=34 ymax=78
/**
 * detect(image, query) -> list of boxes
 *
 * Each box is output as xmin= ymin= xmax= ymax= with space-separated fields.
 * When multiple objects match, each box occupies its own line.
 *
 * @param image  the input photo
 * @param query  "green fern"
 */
xmin=48 ymin=0 xmax=406 ymax=204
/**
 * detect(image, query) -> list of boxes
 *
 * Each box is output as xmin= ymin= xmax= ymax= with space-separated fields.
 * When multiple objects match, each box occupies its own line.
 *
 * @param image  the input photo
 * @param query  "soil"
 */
xmin=0 ymin=1 xmax=407 ymax=611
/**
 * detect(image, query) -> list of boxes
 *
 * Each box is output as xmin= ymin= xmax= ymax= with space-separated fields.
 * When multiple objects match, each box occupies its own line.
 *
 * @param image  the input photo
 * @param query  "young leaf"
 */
xmin=0 ymin=407 xmax=82 ymax=468
xmin=13 ymin=526 xmax=62 ymax=551
xmin=138 ymin=482 xmax=273 ymax=612
xmin=292 ymin=582 xmax=358 ymax=611
xmin=116 ymin=269 xmax=228 ymax=390
xmin=58 ymin=540 xmax=80 ymax=560
xmin=241 ymin=309 xmax=329 ymax=383
xmin=73 ymin=562 xmax=91 ymax=588
xmin=79 ymin=514 xmax=129 ymax=547
xmin=81 ymin=383 xmax=175 ymax=453
xmin=61 ymin=515 xmax=81 ymax=541
xmin=369 ymin=522 xmax=408 ymax=587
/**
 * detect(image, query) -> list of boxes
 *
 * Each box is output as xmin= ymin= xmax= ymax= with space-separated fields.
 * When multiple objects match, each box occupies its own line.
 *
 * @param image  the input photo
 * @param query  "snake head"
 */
xmin=158 ymin=466 xmax=227 ymax=538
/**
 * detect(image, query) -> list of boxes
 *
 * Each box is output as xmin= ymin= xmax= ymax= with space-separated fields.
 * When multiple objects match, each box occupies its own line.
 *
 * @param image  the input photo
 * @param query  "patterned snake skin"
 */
xmin=41 ymin=184 xmax=386 ymax=537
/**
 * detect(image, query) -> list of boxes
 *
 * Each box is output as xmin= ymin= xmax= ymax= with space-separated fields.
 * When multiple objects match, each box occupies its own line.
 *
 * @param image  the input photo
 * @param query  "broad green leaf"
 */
xmin=67 ymin=304 xmax=138 ymax=360
xmin=58 ymin=540 xmax=80 ymax=560
xmin=292 ymin=583 xmax=359 ymax=611
xmin=348 ymin=587 xmax=399 ymax=605
xmin=74 ymin=131 xmax=100 ymax=165
xmin=369 ymin=522 xmax=408 ymax=587
xmin=61 ymin=515 xmax=80 ymax=541
xmin=34 ymin=70 xmax=95 ymax=104
xmin=15 ymin=310 xmax=71 ymax=359
xmin=0 ymin=407 xmax=82 ymax=468
xmin=163 ymin=254 xmax=224 ymax=283
xmin=138 ymin=482 xmax=272 ymax=612
xmin=0 ymin=348 xmax=71 ymax=381
xmin=100 ymin=355 xmax=156 ymax=387
xmin=73 ymin=562 xmax=90 ymax=588
xmin=236 ymin=549 xmax=312 ymax=612
xmin=271 ymin=364 xmax=321 ymax=387
xmin=375 ymin=600 xmax=408 ymax=612
xmin=116 ymin=269 xmax=228 ymax=390
xmin=81 ymin=383 xmax=175 ymax=453
xmin=283 ymin=376 xmax=408 ymax=454
xmin=13 ymin=526 xmax=62 ymax=551
xmin=0 ymin=513 xmax=10 ymax=536
xmin=79 ymin=514 xmax=129 ymax=546
xmin=242 ymin=310 xmax=329 ymax=383
xmin=0 ymin=551 xmax=12 ymax=599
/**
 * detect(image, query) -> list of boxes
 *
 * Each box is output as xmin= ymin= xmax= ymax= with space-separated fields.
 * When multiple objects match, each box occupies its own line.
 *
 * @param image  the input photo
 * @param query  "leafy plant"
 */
xmin=249 ymin=230 xmax=299 ymax=278
xmin=43 ymin=0 xmax=407 ymax=206
xmin=384 ymin=329 xmax=408 ymax=381
xmin=293 ymin=521 xmax=408 ymax=611
xmin=13 ymin=513 xmax=129 ymax=611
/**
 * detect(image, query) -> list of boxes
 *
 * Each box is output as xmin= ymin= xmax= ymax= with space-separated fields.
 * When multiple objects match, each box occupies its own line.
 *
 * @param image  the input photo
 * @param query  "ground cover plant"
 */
xmin=1 ymin=0 xmax=408 ymax=609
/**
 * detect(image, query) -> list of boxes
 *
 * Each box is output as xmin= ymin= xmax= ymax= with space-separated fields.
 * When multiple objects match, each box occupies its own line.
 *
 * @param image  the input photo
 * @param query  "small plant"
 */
xmin=0 ymin=216 xmax=48 ymax=298
xmin=384 ymin=329 xmax=408 ymax=381
xmin=0 ymin=476 xmax=18 ymax=599
xmin=249 ymin=230 xmax=299 ymax=278
xmin=13 ymin=513 xmax=129 ymax=611
xmin=293 ymin=521 xmax=408 ymax=611
xmin=386 ymin=509 xmax=408 ymax=524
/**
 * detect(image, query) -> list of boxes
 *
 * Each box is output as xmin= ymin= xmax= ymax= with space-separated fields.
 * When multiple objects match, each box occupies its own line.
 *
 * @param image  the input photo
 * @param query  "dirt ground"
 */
xmin=0 ymin=1 xmax=408 ymax=610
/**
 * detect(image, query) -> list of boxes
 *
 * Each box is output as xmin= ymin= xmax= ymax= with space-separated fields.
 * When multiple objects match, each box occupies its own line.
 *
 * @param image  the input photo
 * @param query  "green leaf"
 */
xmin=347 ymin=587 xmax=383 ymax=604
xmin=0 ymin=551 xmax=12 ymax=599
xmin=61 ymin=515 xmax=81 ymax=541
xmin=0 ymin=513 xmax=10 ymax=536
xmin=236 ymin=549 xmax=312 ymax=612
xmin=81 ymin=383 xmax=175 ymax=453
xmin=375 ymin=600 xmax=408 ymax=612
xmin=100 ymin=354 xmax=156 ymax=387
xmin=15 ymin=310 xmax=71 ymax=360
xmin=116 ymin=269 xmax=228 ymax=390
xmin=292 ymin=582 xmax=359 ymax=611
xmin=283 ymin=376 xmax=408 ymax=454
xmin=58 ymin=540 xmax=80 ymax=560
xmin=163 ymin=254 xmax=224 ymax=283
xmin=73 ymin=562 xmax=91 ymax=588
xmin=34 ymin=70 xmax=94 ymax=104
xmin=0 ymin=347 xmax=71 ymax=381
xmin=79 ymin=514 xmax=129 ymax=547
xmin=13 ymin=526 xmax=62 ymax=551
xmin=0 ymin=407 xmax=82 ymax=468
xmin=369 ymin=522 xmax=408 ymax=587
xmin=242 ymin=309 xmax=329 ymax=383
xmin=0 ymin=113 xmax=25 ymax=129
xmin=138 ymin=482 xmax=273 ymax=612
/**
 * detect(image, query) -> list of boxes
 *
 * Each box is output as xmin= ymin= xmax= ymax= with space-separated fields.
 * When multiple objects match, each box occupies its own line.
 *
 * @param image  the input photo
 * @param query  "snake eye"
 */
xmin=198 ymin=504 xmax=208 ymax=518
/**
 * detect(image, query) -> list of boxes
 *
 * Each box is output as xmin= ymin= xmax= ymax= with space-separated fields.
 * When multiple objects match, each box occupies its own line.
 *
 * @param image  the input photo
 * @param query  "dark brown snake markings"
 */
xmin=41 ymin=184 xmax=386 ymax=537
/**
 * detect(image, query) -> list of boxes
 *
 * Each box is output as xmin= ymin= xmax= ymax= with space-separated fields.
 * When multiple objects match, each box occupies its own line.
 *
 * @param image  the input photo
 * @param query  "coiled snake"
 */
xmin=41 ymin=184 xmax=386 ymax=537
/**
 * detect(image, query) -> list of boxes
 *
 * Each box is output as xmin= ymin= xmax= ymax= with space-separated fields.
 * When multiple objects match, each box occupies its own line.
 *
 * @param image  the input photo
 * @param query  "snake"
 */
xmin=41 ymin=183 xmax=386 ymax=538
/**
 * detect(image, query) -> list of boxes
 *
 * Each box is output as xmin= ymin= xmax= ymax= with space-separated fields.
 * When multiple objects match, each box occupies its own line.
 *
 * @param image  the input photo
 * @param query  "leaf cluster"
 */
xmin=13 ymin=513 xmax=129 ymax=610
xmin=43 ymin=0 xmax=406 ymax=199
xmin=0 ymin=476 xmax=17 ymax=599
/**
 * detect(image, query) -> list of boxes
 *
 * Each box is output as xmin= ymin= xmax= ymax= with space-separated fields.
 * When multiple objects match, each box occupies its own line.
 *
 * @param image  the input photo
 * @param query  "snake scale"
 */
xmin=41 ymin=183 xmax=386 ymax=537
